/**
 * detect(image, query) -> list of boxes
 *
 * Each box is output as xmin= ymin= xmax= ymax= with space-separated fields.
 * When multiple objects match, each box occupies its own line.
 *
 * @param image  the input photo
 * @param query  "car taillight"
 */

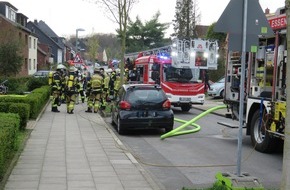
xmin=162 ymin=99 xmax=171 ymax=109
xmin=119 ymin=101 xmax=131 ymax=110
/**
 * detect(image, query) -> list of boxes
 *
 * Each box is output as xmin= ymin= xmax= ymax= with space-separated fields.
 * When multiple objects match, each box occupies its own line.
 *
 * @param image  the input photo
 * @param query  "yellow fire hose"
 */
xmin=160 ymin=105 xmax=227 ymax=140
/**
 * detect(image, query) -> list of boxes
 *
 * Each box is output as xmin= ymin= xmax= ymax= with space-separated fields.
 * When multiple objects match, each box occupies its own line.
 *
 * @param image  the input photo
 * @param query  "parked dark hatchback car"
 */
xmin=111 ymin=84 xmax=174 ymax=134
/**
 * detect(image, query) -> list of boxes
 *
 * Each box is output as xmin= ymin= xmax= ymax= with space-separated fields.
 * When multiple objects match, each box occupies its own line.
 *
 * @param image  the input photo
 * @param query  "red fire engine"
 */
xmin=128 ymin=38 xmax=219 ymax=112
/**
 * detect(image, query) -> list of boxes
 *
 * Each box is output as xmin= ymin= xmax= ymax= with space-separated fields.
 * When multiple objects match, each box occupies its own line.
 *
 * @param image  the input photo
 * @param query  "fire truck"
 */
xmin=224 ymin=7 xmax=286 ymax=153
xmin=128 ymin=38 xmax=219 ymax=112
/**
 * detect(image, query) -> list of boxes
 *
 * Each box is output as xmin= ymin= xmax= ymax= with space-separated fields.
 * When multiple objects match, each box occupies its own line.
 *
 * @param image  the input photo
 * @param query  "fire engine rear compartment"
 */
xmin=223 ymin=7 xmax=287 ymax=153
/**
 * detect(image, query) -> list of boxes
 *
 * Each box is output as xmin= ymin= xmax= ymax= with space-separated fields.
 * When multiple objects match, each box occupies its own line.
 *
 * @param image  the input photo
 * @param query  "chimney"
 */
xmin=265 ymin=8 xmax=270 ymax=14
xmin=34 ymin=19 xmax=38 ymax=24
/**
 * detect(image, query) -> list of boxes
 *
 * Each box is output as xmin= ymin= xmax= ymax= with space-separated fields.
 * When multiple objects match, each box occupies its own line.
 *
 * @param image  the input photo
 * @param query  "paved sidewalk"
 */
xmin=4 ymin=102 xmax=160 ymax=190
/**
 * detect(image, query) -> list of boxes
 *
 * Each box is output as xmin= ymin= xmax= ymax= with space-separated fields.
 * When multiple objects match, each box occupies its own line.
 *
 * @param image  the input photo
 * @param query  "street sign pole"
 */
xmin=237 ymin=0 xmax=248 ymax=177
xmin=214 ymin=0 xmax=274 ymax=187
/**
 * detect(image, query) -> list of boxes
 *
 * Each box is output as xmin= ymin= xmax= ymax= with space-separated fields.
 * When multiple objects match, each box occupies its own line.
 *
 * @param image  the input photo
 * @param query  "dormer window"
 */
xmin=7 ymin=7 xmax=16 ymax=22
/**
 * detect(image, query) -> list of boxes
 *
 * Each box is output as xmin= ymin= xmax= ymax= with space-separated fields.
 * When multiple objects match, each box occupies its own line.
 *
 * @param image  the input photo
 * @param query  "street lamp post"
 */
xmin=75 ymin=28 xmax=85 ymax=55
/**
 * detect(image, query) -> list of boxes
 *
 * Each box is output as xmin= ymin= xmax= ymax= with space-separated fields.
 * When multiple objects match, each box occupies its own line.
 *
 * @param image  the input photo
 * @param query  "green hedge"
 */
xmin=0 ymin=85 xmax=50 ymax=119
xmin=0 ymin=113 xmax=20 ymax=176
xmin=0 ymin=76 xmax=49 ymax=95
xmin=0 ymin=102 xmax=11 ymax=113
xmin=28 ymin=85 xmax=50 ymax=118
xmin=8 ymin=103 xmax=30 ymax=130
xmin=26 ymin=77 xmax=48 ymax=91
xmin=0 ymin=102 xmax=30 ymax=130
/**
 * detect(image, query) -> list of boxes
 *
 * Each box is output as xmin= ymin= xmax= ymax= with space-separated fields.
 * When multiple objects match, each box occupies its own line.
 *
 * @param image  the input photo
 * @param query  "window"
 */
xmin=25 ymin=58 xmax=28 ymax=69
xmin=34 ymin=39 xmax=36 ymax=49
xmin=127 ymin=88 xmax=165 ymax=105
xmin=33 ymin=59 xmax=36 ymax=69
xmin=29 ymin=59 xmax=31 ymax=70
xmin=29 ymin=37 xmax=32 ymax=48
xmin=25 ymin=35 xmax=28 ymax=45
xmin=7 ymin=7 xmax=16 ymax=22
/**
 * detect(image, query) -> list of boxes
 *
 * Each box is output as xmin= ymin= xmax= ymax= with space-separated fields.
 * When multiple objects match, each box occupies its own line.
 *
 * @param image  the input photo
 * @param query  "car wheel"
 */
xmin=111 ymin=110 xmax=115 ymax=125
xmin=111 ymin=105 xmax=116 ymax=125
xmin=117 ymin=117 xmax=125 ymax=135
xmin=165 ymin=125 xmax=173 ymax=133
xmin=181 ymin=104 xmax=191 ymax=112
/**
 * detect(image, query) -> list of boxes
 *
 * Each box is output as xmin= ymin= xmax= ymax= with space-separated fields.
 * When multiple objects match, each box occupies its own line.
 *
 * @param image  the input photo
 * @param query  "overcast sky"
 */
xmin=8 ymin=0 xmax=285 ymax=38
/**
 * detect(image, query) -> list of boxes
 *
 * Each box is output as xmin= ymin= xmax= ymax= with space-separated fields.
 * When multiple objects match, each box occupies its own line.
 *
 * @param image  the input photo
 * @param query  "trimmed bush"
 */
xmin=26 ymin=77 xmax=48 ymax=91
xmin=8 ymin=103 xmax=30 ymax=130
xmin=0 ymin=113 xmax=20 ymax=177
xmin=0 ymin=102 xmax=11 ymax=113
xmin=1 ymin=77 xmax=30 ymax=94
xmin=31 ymin=85 xmax=51 ymax=103
xmin=0 ymin=85 xmax=50 ymax=119
xmin=28 ymin=86 xmax=50 ymax=119
xmin=0 ymin=102 xmax=30 ymax=130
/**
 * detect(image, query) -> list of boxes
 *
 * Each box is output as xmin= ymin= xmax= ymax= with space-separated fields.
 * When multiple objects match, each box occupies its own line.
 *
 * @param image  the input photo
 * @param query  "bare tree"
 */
xmin=281 ymin=1 xmax=290 ymax=189
xmin=96 ymin=0 xmax=139 ymax=85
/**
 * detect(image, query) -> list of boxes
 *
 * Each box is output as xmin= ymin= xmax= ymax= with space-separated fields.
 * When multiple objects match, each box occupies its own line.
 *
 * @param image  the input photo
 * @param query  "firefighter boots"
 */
xmin=85 ymin=108 xmax=92 ymax=113
xmin=52 ymin=107 xmax=60 ymax=112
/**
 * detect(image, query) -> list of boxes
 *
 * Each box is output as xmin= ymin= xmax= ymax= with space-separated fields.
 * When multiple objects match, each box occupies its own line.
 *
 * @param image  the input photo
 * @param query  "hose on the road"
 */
xmin=160 ymin=105 xmax=227 ymax=139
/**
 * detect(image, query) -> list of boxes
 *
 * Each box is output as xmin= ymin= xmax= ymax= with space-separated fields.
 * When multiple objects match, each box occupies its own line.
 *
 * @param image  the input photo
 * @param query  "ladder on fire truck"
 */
xmin=125 ymin=38 xmax=219 ymax=70
xmin=124 ymin=38 xmax=201 ymax=60
xmin=125 ymin=45 xmax=172 ymax=60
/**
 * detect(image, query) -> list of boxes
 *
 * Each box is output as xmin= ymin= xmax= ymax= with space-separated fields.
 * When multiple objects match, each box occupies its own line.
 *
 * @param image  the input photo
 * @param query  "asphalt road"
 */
xmin=104 ymin=104 xmax=283 ymax=190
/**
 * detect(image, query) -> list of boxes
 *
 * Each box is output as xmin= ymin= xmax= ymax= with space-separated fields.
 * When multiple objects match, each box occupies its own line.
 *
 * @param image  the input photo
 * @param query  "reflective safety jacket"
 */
xmin=103 ymin=75 xmax=110 ymax=91
xmin=51 ymin=72 xmax=62 ymax=91
xmin=114 ymin=76 xmax=121 ymax=92
xmin=88 ymin=74 xmax=103 ymax=91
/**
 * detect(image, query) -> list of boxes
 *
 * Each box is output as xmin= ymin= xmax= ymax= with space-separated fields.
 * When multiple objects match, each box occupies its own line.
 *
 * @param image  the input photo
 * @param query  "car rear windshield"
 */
xmin=126 ymin=88 xmax=166 ymax=106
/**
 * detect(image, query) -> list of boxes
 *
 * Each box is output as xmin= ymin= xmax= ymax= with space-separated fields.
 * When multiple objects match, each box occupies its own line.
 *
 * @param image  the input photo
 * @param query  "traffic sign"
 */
xmin=73 ymin=54 xmax=83 ymax=63
xmin=214 ymin=0 xmax=273 ymax=51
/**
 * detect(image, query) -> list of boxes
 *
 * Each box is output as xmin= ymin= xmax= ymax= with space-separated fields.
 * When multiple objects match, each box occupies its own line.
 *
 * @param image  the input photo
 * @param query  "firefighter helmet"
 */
xmin=57 ymin=64 xmax=66 ymax=70
xmin=94 ymin=67 xmax=101 ymax=74
xmin=69 ymin=66 xmax=77 ymax=72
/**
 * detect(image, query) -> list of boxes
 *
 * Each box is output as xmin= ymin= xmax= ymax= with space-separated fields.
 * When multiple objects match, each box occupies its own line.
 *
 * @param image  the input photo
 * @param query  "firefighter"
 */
xmin=48 ymin=70 xmax=54 ymax=101
xmin=76 ymin=73 xmax=86 ymax=103
xmin=129 ymin=67 xmax=137 ymax=81
xmin=101 ymin=70 xmax=110 ymax=109
xmin=124 ymin=68 xmax=129 ymax=84
xmin=108 ymin=70 xmax=116 ymax=100
xmin=99 ymin=68 xmax=107 ymax=110
xmin=65 ymin=66 xmax=78 ymax=114
xmin=59 ymin=64 xmax=68 ymax=104
xmin=204 ymin=70 xmax=210 ymax=92
xmin=50 ymin=65 xmax=64 ymax=112
xmin=85 ymin=68 xmax=104 ymax=113
xmin=114 ymin=72 xmax=121 ymax=99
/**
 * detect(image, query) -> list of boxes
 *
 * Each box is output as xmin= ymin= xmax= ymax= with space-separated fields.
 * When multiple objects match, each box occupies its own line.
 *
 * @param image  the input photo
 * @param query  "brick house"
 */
xmin=37 ymin=43 xmax=51 ymax=70
xmin=0 ymin=1 xmax=72 ymax=76
xmin=0 ymin=1 xmax=34 ymax=76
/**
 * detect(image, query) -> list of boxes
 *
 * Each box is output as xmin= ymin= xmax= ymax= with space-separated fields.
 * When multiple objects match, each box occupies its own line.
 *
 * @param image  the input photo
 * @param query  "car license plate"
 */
xmin=138 ymin=111 xmax=148 ymax=117
xmin=180 ymin=97 xmax=191 ymax=101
